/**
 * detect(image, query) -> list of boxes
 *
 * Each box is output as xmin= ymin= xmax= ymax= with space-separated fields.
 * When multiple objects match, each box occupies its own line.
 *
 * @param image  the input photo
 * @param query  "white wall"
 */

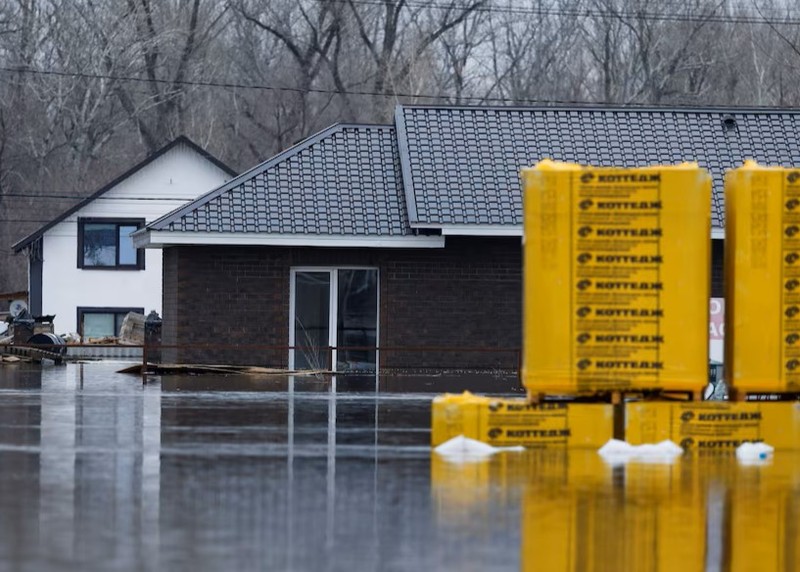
xmin=40 ymin=143 xmax=230 ymax=334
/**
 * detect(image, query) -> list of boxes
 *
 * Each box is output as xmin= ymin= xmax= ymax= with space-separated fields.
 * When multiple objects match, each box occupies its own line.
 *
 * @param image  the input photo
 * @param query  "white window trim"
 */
xmin=289 ymin=266 xmax=380 ymax=372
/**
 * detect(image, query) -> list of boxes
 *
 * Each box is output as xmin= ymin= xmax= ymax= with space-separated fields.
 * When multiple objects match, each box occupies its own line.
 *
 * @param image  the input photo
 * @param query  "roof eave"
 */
xmin=134 ymin=230 xmax=445 ymax=249
xmin=413 ymin=223 xmax=725 ymax=238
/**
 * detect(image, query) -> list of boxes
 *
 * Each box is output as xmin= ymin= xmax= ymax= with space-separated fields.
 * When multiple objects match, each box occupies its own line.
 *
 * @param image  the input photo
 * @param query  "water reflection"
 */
xmin=432 ymin=450 xmax=800 ymax=571
xmin=1 ymin=363 xmax=799 ymax=571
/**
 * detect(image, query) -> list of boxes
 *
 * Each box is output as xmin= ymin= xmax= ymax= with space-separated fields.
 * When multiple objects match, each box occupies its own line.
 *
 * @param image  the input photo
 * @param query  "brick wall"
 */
xmin=161 ymin=237 xmax=522 ymax=369
xmin=161 ymin=237 xmax=725 ymax=369
xmin=381 ymin=239 xmax=521 ymax=368
xmin=161 ymin=245 xmax=291 ymax=366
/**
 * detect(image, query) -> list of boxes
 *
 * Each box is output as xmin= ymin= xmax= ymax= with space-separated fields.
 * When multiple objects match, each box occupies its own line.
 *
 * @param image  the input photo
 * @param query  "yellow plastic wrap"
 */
xmin=521 ymin=161 xmax=711 ymax=394
xmin=431 ymin=391 xmax=613 ymax=448
xmin=625 ymin=401 xmax=800 ymax=450
xmin=725 ymin=161 xmax=800 ymax=392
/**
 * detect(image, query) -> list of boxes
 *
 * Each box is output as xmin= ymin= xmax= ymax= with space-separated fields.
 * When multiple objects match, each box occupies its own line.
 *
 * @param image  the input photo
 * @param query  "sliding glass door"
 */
xmin=290 ymin=268 xmax=378 ymax=372
xmin=292 ymin=272 xmax=331 ymax=371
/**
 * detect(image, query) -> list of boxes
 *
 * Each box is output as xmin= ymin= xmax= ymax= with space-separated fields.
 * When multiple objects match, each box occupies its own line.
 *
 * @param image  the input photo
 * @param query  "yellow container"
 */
xmin=725 ymin=161 xmax=800 ymax=392
xmin=520 ymin=161 xmax=711 ymax=394
xmin=431 ymin=391 xmax=613 ymax=448
xmin=625 ymin=401 xmax=800 ymax=450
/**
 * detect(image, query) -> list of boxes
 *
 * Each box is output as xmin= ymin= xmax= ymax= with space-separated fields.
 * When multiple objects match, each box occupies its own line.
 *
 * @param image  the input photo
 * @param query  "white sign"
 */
xmin=710 ymin=298 xmax=724 ymax=363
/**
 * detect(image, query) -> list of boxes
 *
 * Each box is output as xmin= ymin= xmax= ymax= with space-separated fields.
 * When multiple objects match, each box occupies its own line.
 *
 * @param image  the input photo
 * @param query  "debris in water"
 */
xmin=598 ymin=438 xmax=683 ymax=465
xmin=118 ymin=362 xmax=326 ymax=376
xmin=736 ymin=442 xmax=774 ymax=465
xmin=434 ymin=435 xmax=524 ymax=462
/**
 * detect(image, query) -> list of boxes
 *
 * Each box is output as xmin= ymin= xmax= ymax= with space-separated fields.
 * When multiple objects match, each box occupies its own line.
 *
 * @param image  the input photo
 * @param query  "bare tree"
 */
xmin=112 ymin=0 xmax=231 ymax=152
xmin=483 ymin=1 xmax=584 ymax=104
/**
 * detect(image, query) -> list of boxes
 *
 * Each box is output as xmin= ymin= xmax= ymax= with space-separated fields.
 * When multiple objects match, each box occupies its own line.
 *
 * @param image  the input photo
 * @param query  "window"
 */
xmin=78 ymin=218 xmax=145 ymax=269
xmin=77 ymin=307 xmax=144 ymax=340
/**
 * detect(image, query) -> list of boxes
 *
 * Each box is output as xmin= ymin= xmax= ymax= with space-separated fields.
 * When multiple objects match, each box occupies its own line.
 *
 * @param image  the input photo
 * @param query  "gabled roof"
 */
xmin=146 ymin=124 xmax=414 ymax=237
xmin=12 ymin=136 xmax=236 ymax=252
xmin=395 ymin=104 xmax=800 ymax=231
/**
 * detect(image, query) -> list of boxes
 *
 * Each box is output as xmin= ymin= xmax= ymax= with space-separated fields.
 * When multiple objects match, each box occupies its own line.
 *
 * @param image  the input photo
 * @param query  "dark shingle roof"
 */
xmin=12 ymin=136 xmax=236 ymax=252
xmin=150 ymin=124 xmax=411 ymax=236
xmin=396 ymin=105 xmax=800 ymax=230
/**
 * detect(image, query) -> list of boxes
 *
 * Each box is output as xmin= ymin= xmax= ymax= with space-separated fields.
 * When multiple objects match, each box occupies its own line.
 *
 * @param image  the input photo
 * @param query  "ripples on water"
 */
xmin=0 ymin=362 xmax=797 ymax=571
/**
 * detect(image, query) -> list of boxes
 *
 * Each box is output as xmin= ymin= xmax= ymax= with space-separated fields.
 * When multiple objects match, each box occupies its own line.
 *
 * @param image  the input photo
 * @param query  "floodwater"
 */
xmin=0 ymin=363 xmax=797 ymax=571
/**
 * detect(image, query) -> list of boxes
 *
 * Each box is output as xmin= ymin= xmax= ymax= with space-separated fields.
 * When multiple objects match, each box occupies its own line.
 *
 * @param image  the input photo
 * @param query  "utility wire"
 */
xmin=0 ymin=65 xmax=543 ymax=104
xmin=286 ymin=0 xmax=800 ymax=26
xmin=4 ymin=65 xmax=800 ymax=108
xmin=2 ymin=1 xmax=800 ymax=105
xmin=0 ymin=4 xmax=798 ymax=105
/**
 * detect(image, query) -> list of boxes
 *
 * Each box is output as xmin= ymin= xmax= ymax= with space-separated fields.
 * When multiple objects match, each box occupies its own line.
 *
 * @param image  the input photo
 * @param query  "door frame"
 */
xmin=289 ymin=266 xmax=380 ymax=371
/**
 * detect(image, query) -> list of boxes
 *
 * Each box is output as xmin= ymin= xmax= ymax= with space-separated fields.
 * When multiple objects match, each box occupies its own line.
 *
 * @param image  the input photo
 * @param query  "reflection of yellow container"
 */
xmin=521 ymin=161 xmax=711 ymax=395
xmin=725 ymin=161 xmax=800 ymax=393
xmin=625 ymin=401 xmax=800 ymax=450
xmin=430 ymin=454 xmax=494 ymax=519
xmin=431 ymin=391 xmax=613 ymax=448
xmin=430 ymin=450 xmax=593 ymax=520
xmin=623 ymin=463 xmax=705 ymax=572
xmin=728 ymin=454 xmax=800 ymax=571
xmin=521 ymin=453 xmax=705 ymax=572
xmin=519 ymin=451 xmax=611 ymax=572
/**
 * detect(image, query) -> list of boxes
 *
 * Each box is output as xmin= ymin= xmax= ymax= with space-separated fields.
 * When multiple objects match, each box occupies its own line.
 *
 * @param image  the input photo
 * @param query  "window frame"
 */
xmin=77 ymin=306 xmax=145 ymax=339
xmin=288 ymin=266 xmax=380 ymax=372
xmin=77 ymin=217 xmax=145 ymax=270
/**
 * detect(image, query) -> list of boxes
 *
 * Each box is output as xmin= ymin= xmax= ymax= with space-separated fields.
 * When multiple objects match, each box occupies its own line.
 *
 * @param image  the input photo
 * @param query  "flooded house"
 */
xmin=12 ymin=137 xmax=234 ymax=339
xmin=132 ymin=105 xmax=800 ymax=371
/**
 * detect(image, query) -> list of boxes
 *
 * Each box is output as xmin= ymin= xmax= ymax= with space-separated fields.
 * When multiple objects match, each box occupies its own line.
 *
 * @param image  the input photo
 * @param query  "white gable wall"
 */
xmin=39 ymin=143 xmax=230 ymax=335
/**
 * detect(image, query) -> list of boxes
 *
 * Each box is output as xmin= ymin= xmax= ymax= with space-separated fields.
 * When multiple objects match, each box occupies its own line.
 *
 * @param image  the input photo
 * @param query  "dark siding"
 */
xmin=161 ymin=237 xmax=724 ymax=369
xmin=161 ymin=237 xmax=522 ymax=369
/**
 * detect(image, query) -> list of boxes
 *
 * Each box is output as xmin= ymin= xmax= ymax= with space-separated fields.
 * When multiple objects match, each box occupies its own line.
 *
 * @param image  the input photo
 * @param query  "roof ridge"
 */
xmin=398 ymin=103 xmax=800 ymax=114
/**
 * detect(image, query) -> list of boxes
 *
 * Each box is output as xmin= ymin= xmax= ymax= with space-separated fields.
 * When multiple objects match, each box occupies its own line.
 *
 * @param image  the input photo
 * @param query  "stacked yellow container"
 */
xmin=725 ymin=161 xmax=800 ymax=394
xmin=520 ymin=161 xmax=711 ymax=396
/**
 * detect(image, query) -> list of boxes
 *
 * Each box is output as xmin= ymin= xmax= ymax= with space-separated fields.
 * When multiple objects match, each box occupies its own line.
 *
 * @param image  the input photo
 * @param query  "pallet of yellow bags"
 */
xmin=725 ymin=161 xmax=800 ymax=396
xmin=520 ymin=160 xmax=711 ymax=398
xmin=431 ymin=391 xmax=613 ymax=448
xmin=625 ymin=401 xmax=800 ymax=450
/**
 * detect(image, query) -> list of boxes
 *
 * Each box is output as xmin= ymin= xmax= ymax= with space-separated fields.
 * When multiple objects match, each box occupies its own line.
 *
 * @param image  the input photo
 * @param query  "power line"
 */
xmin=2 ymin=63 xmax=799 ymax=109
xmin=0 ymin=1 xmax=798 ymax=105
xmin=295 ymin=0 xmax=800 ymax=26
xmin=0 ymin=64 xmax=531 ymax=104
xmin=0 ymin=5 xmax=796 ymax=106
